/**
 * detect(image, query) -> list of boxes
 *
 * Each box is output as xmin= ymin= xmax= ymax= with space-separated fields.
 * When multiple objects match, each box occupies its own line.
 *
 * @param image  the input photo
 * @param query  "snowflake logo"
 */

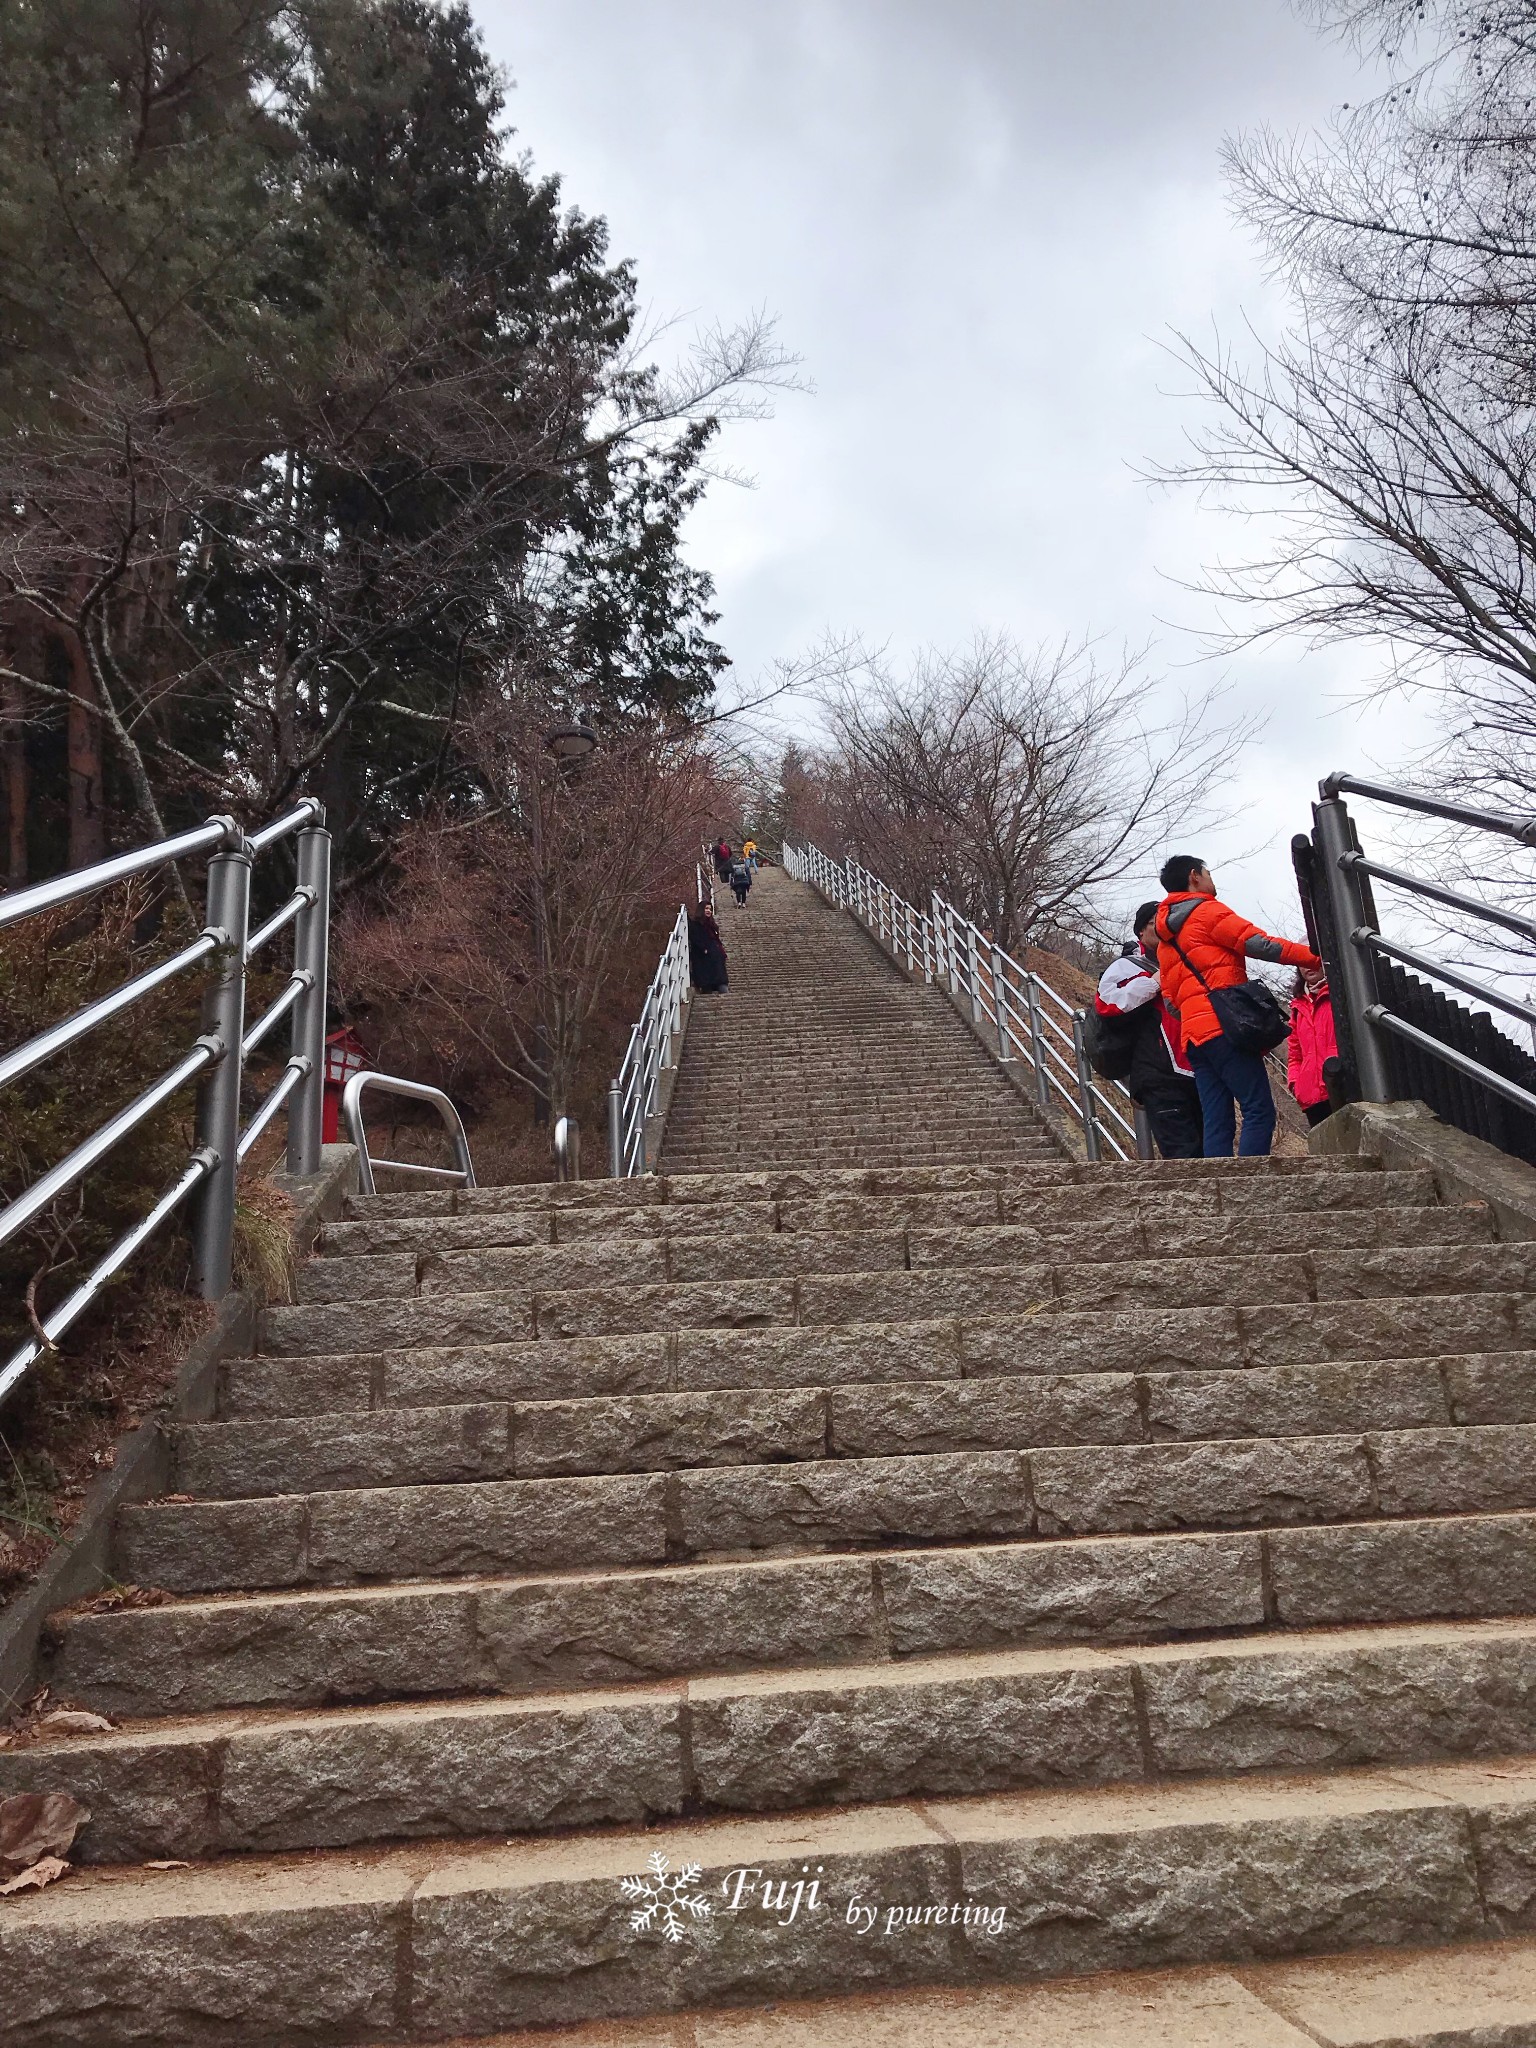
xmin=620 ymin=1852 xmax=713 ymax=1944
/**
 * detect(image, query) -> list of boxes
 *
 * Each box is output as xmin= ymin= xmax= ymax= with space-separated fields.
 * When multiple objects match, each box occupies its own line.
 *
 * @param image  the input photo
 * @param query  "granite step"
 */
xmin=110 ymin=1424 xmax=1536 ymax=1595
xmin=175 ymin=1348 xmax=1536 ymax=1495
xmin=7 ymin=1753 xmax=1536 ymax=2043
xmin=257 ymin=1242 xmax=1536 ymax=1354
xmin=9 ymin=1618 xmax=1536 ymax=1866
xmin=223 ymin=1288 xmax=1536 ymax=1419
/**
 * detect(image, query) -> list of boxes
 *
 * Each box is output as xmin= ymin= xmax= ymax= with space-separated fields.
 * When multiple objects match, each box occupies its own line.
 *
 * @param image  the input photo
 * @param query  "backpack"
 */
xmin=1082 ymin=1000 xmax=1138 ymax=1082
xmin=729 ymin=858 xmax=750 ymax=886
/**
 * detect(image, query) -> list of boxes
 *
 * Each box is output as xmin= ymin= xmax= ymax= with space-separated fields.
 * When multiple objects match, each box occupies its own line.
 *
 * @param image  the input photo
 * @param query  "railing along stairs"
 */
xmin=0 ymin=801 xmax=472 ymax=1408
xmin=783 ymin=840 xmax=1148 ymax=1162
xmin=607 ymin=862 xmax=716 ymax=1177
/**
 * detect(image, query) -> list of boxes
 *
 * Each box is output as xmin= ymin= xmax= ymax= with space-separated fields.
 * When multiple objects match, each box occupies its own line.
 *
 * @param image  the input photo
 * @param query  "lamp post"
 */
xmin=529 ymin=721 xmax=599 ymax=1124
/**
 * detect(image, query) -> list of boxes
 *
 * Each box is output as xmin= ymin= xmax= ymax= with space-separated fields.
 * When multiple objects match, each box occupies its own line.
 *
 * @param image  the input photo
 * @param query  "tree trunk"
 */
xmin=63 ymin=624 xmax=107 ymax=868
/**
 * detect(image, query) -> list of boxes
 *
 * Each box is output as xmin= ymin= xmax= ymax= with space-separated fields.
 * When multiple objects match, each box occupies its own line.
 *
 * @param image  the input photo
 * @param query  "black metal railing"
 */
xmin=1309 ymin=773 xmax=1536 ymax=1161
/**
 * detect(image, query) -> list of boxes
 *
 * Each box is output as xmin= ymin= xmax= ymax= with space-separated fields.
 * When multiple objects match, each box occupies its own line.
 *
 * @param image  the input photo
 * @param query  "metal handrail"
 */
xmin=0 ymin=800 xmax=333 ymax=1407
xmin=783 ymin=841 xmax=1145 ymax=1162
xmin=340 ymin=1071 xmax=477 ymax=1197
xmin=608 ymin=902 xmax=691 ymax=1175
xmin=1313 ymin=771 xmax=1536 ymax=1119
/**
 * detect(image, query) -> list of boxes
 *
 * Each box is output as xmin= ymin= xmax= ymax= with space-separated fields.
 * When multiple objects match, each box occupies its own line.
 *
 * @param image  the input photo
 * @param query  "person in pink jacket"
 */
xmin=1287 ymin=967 xmax=1338 ymax=1127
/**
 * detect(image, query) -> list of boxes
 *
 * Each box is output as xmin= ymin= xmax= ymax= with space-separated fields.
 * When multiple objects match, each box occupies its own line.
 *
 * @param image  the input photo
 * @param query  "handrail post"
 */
xmin=1071 ymin=1011 xmax=1103 ymax=1162
xmin=191 ymin=841 xmax=252 ymax=1297
xmin=991 ymin=943 xmax=1012 ymax=1060
xmin=931 ymin=893 xmax=948 ymax=993
xmin=1313 ymin=795 xmax=1393 ymax=1101
xmin=1024 ymin=977 xmax=1050 ymax=1108
xmin=608 ymin=1079 xmax=624 ymax=1177
xmin=1133 ymin=1104 xmax=1156 ymax=1160
xmin=965 ymin=921 xmax=983 ymax=1025
xmin=286 ymin=817 xmax=331 ymax=1176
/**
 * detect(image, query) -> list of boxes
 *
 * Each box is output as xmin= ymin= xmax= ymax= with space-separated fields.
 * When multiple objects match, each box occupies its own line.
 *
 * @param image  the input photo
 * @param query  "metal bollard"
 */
xmin=191 ymin=840 xmax=252 ymax=1296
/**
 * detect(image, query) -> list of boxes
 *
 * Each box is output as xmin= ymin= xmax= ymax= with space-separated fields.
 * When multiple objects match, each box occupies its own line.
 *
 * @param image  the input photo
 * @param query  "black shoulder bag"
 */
xmin=1162 ymin=921 xmax=1290 ymax=1057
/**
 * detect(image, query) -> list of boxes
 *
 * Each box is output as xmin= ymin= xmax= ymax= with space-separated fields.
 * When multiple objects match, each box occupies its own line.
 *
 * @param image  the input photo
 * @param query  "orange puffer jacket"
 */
xmin=1154 ymin=892 xmax=1320 ymax=1049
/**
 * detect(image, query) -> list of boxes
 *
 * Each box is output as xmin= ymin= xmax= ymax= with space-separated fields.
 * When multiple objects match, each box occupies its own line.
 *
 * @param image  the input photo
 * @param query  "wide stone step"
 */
xmin=257 ymin=1242 xmax=1536 ymax=1352
xmin=176 ymin=1349 xmax=1536 ymax=1494
xmin=110 ymin=1426 xmax=1536 ymax=1595
xmin=9 ymin=1618 xmax=1536 ymax=1867
xmin=347 ymin=1938 xmax=1536 ymax=2048
xmin=5 ymin=1754 xmax=1536 ymax=2042
xmin=225 ymin=1284 xmax=1536 ymax=1419
xmin=294 ymin=1204 xmax=1486 ymax=1309
xmin=313 ymin=1168 xmax=1446 ymax=1258
xmin=335 ymin=1152 xmax=1384 ymax=1223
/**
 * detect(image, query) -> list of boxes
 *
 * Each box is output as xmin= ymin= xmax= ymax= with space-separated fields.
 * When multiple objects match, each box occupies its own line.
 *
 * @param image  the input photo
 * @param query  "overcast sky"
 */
xmin=481 ymin=0 xmax=1410 ymax=933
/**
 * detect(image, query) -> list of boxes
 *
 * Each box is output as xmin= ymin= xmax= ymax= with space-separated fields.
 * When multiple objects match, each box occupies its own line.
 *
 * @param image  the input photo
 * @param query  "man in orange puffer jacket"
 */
xmin=1154 ymin=853 xmax=1322 ymax=1158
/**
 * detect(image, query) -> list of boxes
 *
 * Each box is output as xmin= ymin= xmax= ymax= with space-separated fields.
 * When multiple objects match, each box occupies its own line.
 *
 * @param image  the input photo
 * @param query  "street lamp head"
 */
xmin=544 ymin=723 xmax=598 ymax=764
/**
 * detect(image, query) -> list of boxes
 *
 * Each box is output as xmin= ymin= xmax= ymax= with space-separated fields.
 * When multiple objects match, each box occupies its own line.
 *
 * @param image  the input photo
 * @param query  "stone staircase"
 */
xmin=8 ymin=877 xmax=1536 ymax=2042
xmin=661 ymin=866 xmax=1058 ymax=1172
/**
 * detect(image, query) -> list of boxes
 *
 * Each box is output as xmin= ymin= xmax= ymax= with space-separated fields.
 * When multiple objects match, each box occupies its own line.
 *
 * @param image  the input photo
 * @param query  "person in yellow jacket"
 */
xmin=743 ymin=837 xmax=758 ymax=868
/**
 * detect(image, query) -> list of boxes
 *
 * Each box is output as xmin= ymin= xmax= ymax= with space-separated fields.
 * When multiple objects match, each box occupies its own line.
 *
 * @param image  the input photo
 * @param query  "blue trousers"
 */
xmin=1187 ymin=1035 xmax=1277 ymax=1157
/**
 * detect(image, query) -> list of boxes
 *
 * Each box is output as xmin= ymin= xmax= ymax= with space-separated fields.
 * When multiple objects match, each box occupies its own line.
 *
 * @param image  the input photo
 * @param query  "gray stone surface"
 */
xmin=1238 ymin=1295 xmax=1519 ymax=1367
xmin=304 ymin=1472 xmax=670 ymax=1584
xmin=677 ymin=1451 xmax=1031 ymax=1556
xmin=671 ymin=1231 xmax=907 ymax=1281
xmin=114 ymin=1496 xmax=306 ymax=1593
xmin=217 ymin=1351 xmax=377 ymax=1420
xmin=800 ymin=1268 xmax=1057 ymax=1327
xmin=955 ymin=1805 xmax=1483 ymax=1979
xmin=297 ymin=1250 xmax=417 ymax=1302
xmin=1058 ymin=1255 xmax=1313 ymax=1312
xmin=1031 ymin=1436 xmax=1373 ymax=1537
xmin=1372 ymin=1423 xmax=1536 ymax=1517
xmin=262 ymin=1291 xmax=538 ymax=1355
xmin=1314 ymin=1244 xmax=1536 ymax=1300
xmin=0 ymin=1731 xmax=220 ymax=1863
xmin=536 ymin=1278 xmax=796 ymax=1339
xmin=878 ymin=1531 xmax=1266 ymax=1653
xmin=1140 ymin=1630 xmax=1536 ymax=1775
xmin=1270 ymin=1512 xmax=1536 ymax=1625
xmin=690 ymin=1660 xmax=1142 ymax=1810
xmin=173 ymin=1402 xmax=513 ymax=1497
xmin=961 ymin=1308 xmax=1240 ymax=1380
xmin=383 ymin=1333 xmax=671 ymax=1407
xmin=1144 ymin=1359 xmax=1449 ymax=1442
xmin=422 ymin=1242 xmax=667 ymax=1296
xmin=675 ymin=1321 xmax=962 ymax=1391
xmin=51 ymin=1584 xmax=484 ymax=1715
xmin=477 ymin=1555 xmax=881 ymax=1689
xmin=828 ymin=1375 xmax=1141 ymax=1457
xmin=514 ymin=1387 xmax=827 ymax=1476
xmin=1446 ymin=1352 xmax=1536 ymax=1426
xmin=219 ymin=1695 xmax=686 ymax=1850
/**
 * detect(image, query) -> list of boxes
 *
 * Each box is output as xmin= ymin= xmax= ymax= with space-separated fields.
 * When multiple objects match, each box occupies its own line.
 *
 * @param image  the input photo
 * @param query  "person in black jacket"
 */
xmin=1094 ymin=901 xmax=1203 ymax=1159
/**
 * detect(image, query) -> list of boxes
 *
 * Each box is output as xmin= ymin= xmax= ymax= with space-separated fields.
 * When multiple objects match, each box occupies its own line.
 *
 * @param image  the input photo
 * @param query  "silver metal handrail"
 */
xmin=340 ymin=1072 xmax=477 ymax=1197
xmin=1313 ymin=773 xmax=1536 ymax=1115
xmin=608 ymin=902 xmax=691 ymax=1175
xmin=784 ymin=840 xmax=1144 ymax=1162
xmin=0 ymin=799 xmax=332 ymax=1405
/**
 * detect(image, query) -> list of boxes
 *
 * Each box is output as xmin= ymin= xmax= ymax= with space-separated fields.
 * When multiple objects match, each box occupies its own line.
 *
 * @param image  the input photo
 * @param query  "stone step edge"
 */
xmin=217 ymin=1326 xmax=1536 ymax=1425
xmin=116 ymin=1423 xmax=1536 ymax=1598
xmin=340 ymin=1935 xmax=1536 ymax=2048
xmin=171 ymin=1352 xmax=1536 ymax=1494
xmin=14 ymin=1617 xmax=1536 ymax=1866
xmin=3 ymin=1753 xmax=1536 ymax=2042
xmin=341 ymin=1153 xmax=1385 ymax=1219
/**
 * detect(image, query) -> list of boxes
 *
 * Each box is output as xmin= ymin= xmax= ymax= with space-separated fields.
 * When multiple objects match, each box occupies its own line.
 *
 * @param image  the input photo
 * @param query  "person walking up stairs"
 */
xmin=11 ymin=863 xmax=1536 ymax=2042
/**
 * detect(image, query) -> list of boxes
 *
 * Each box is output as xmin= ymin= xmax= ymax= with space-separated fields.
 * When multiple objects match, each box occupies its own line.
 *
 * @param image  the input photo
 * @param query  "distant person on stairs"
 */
xmin=713 ymin=838 xmax=733 ymax=883
xmin=1094 ymin=902 xmax=1204 ymax=1158
xmin=688 ymin=904 xmax=729 ymax=993
xmin=1288 ymin=965 xmax=1338 ymax=1128
xmin=1154 ymin=854 xmax=1321 ymax=1158
xmin=729 ymin=854 xmax=753 ymax=907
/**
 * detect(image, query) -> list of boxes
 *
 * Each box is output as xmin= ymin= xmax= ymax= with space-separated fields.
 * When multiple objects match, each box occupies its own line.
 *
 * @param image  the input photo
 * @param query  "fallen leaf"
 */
xmin=0 ymin=1856 xmax=70 ymax=1896
xmin=33 ymin=1711 xmax=115 ymax=1740
xmin=144 ymin=1859 xmax=190 ymax=1870
xmin=0 ymin=1793 xmax=91 ymax=1874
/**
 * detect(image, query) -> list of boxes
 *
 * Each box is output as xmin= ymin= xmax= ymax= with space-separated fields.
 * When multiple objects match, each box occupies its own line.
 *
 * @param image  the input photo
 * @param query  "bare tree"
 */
xmin=336 ymin=701 xmax=723 ymax=1120
xmin=814 ymin=637 xmax=1253 ymax=953
xmin=1163 ymin=0 xmax=1536 ymax=814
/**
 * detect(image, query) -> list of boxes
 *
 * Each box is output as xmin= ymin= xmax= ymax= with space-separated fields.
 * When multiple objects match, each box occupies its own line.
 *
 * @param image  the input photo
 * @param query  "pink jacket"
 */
xmin=1288 ymin=983 xmax=1338 ymax=1109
